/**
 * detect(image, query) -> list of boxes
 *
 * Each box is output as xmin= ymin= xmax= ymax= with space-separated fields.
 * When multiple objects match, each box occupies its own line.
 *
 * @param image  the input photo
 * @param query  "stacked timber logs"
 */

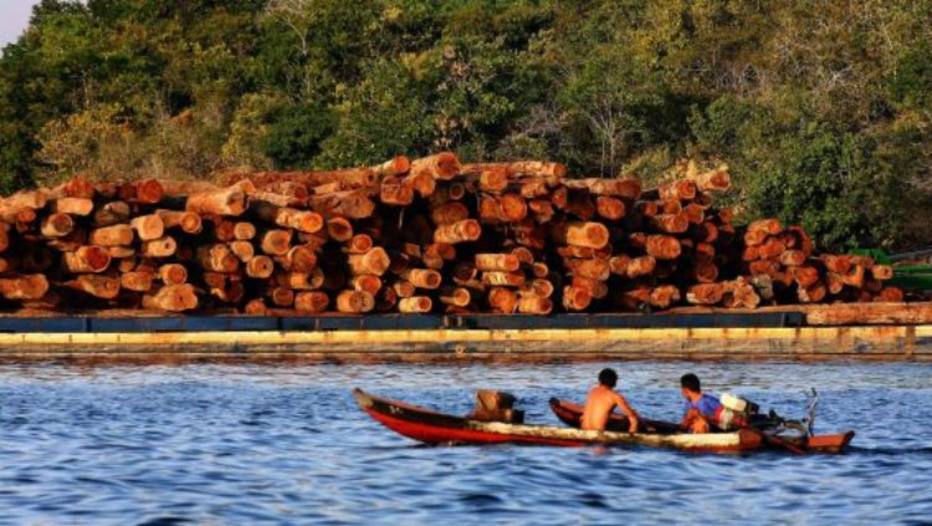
xmin=0 ymin=155 xmax=901 ymax=315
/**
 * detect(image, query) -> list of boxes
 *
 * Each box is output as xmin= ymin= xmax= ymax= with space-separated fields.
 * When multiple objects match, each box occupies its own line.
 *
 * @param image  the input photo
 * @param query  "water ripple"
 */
xmin=0 ymin=362 xmax=930 ymax=524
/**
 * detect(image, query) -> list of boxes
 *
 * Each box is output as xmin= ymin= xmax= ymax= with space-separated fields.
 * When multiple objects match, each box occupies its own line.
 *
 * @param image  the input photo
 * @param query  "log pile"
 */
xmin=0 ymin=155 xmax=901 ymax=315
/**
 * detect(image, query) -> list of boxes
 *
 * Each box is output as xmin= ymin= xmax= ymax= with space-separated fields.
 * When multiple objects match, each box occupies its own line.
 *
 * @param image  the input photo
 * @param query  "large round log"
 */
xmin=686 ymin=283 xmax=724 ymax=305
xmin=295 ymin=291 xmax=330 ymax=313
xmin=40 ymin=213 xmax=75 ymax=238
xmin=517 ymin=296 xmax=553 ymax=315
xmin=141 ymin=236 xmax=177 ymax=258
xmin=121 ymin=271 xmax=155 ymax=292
xmin=348 ymin=247 xmax=390 ymax=276
xmin=411 ymin=152 xmax=461 ymax=181
xmin=159 ymin=263 xmax=188 ymax=285
xmin=431 ymin=202 xmax=470 ymax=226
xmin=142 ymin=284 xmax=198 ymax=312
xmin=401 ymin=268 xmax=442 ymax=289
xmin=557 ymin=222 xmax=609 ymax=249
xmin=645 ymin=235 xmax=681 ymax=260
xmin=54 ymin=197 xmax=94 ymax=216
xmin=261 ymin=229 xmax=293 ymax=256
xmin=197 ymin=244 xmax=240 ymax=273
xmin=65 ymin=275 xmax=121 ymax=299
xmin=561 ymin=285 xmax=592 ymax=311
xmin=186 ymin=186 xmax=246 ymax=216
xmin=0 ymin=274 xmax=49 ymax=300
xmin=63 ymin=246 xmax=112 ymax=273
xmin=131 ymin=214 xmax=165 ymax=241
xmin=89 ymin=224 xmax=134 ymax=247
xmin=488 ymin=287 xmax=518 ymax=313
xmin=398 ymin=296 xmax=433 ymax=313
xmin=246 ymin=255 xmax=275 ymax=279
xmin=335 ymin=290 xmax=375 ymax=313
xmin=475 ymin=253 xmax=520 ymax=272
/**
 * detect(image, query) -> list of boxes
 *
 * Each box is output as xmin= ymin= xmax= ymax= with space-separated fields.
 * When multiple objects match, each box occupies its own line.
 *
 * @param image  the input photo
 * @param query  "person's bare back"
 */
xmin=580 ymin=368 xmax=639 ymax=433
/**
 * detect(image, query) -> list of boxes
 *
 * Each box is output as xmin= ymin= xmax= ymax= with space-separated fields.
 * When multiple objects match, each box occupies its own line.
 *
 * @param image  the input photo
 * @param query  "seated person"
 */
xmin=680 ymin=373 xmax=725 ymax=433
xmin=581 ymin=368 xmax=639 ymax=433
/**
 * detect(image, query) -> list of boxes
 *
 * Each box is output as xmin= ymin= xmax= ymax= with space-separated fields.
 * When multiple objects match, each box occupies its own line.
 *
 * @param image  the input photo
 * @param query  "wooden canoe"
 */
xmin=549 ymin=398 xmax=854 ymax=454
xmin=354 ymin=389 xmax=854 ymax=453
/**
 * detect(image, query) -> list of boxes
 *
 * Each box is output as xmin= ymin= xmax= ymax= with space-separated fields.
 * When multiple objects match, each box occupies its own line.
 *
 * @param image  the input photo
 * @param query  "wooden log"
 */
xmin=556 ymin=222 xmax=610 ymax=249
xmin=65 ymin=275 xmax=121 ymax=299
xmin=351 ymin=274 xmax=382 ymax=296
xmin=652 ymin=213 xmax=689 ymax=234
xmin=431 ymin=202 xmax=470 ymax=226
xmin=528 ymin=199 xmax=554 ymax=223
xmin=649 ymin=285 xmax=681 ymax=309
xmin=346 ymin=234 xmax=373 ymax=254
xmin=58 ymin=176 xmax=95 ymax=199
xmin=63 ymin=246 xmax=111 ymax=273
xmin=488 ymin=287 xmax=518 ymax=313
xmin=477 ymin=166 xmax=509 ymax=192
xmin=211 ymin=217 xmax=236 ymax=242
xmin=245 ymin=255 xmax=275 ymax=279
xmin=260 ymin=229 xmax=293 ymax=256
xmin=645 ymin=235 xmax=681 ymax=260
xmin=398 ymin=296 xmax=433 ymax=313
xmin=563 ymin=178 xmax=641 ymax=199
xmin=596 ymin=196 xmax=625 ymax=220
xmin=743 ymin=229 xmax=769 ymax=247
xmin=841 ymin=265 xmax=866 ymax=288
xmin=686 ymin=283 xmax=724 ymax=305
xmin=186 ymin=186 xmax=246 ymax=216
xmin=279 ymin=245 xmax=317 ymax=272
xmin=439 ymin=286 xmax=472 ymax=307
xmin=411 ymin=152 xmax=460 ymax=181
xmin=141 ymin=284 xmax=198 ymax=311
xmin=229 ymin=240 xmax=255 ymax=262
xmin=462 ymin=161 xmax=566 ymax=182
xmin=254 ymin=202 xmax=324 ymax=234
xmin=54 ymin=197 xmax=94 ymax=216
xmin=876 ymin=287 xmax=904 ymax=302
xmin=392 ymin=280 xmax=417 ymax=298
xmin=141 ymin=236 xmax=177 ymax=258
xmin=121 ymin=271 xmax=155 ymax=292
xmin=564 ymin=258 xmax=610 ymax=280
xmin=335 ymin=290 xmax=375 ymax=313
xmin=479 ymin=195 xmax=502 ymax=224
xmin=683 ymin=203 xmax=705 ymax=224
xmin=159 ymin=263 xmax=188 ymax=285
xmin=211 ymin=281 xmax=245 ymax=304
xmin=130 ymin=214 xmax=165 ymax=241
xmin=0 ymin=274 xmax=49 ymax=300
xmin=401 ymin=268 xmax=442 ymax=289
xmin=748 ymin=218 xmax=782 ymax=235
xmin=658 ymin=180 xmax=697 ymax=201
xmin=348 ymin=247 xmax=391 ymax=276
xmin=379 ymin=175 xmax=415 ymax=206
xmin=498 ymin=193 xmax=528 ymax=222
xmin=277 ymin=269 xmax=325 ymax=290
xmin=475 ymin=253 xmax=520 ymax=272
xmin=481 ymin=271 xmax=526 ymax=287
xmin=748 ymin=259 xmax=780 ymax=277
xmin=723 ymin=279 xmax=760 ymax=309
xmin=231 ymin=221 xmax=256 ymax=240
xmin=40 ymin=213 xmax=74 ymax=238
xmin=520 ymin=278 xmax=555 ymax=299
xmin=434 ymin=219 xmax=481 ymax=244
xmin=791 ymin=265 xmax=821 ymax=288
xmin=517 ymin=296 xmax=553 ymax=315
xmin=625 ymin=256 xmax=656 ymax=278
xmin=572 ymin=276 xmax=608 ymax=299
xmin=779 ymin=250 xmax=807 ymax=267
xmin=561 ymin=285 xmax=592 ymax=311
xmin=757 ymin=237 xmax=786 ymax=260
xmin=269 ymin=287 xmax=295 ymax=307
xmin=197 ymin=244 xmax=240 ymax=273
xmin=244 ymin=298 xmax=269 ymax=315
xmin=89 ymin=224 xmax=134 ymax=247
xmin=402 ymin=170 xmax=435 ymax=198
xmin=156 ymin=210 xmax=203 ymax=235
xmin=798 ymin=281 xmax=827 ymax=303
xmin=295 ymin=291 xmax=330 ymax=313
xmin=693 ymin=259 xmax=719 ymax=283
xmin=325 ymin=217 xmax=353 ymax=242
xmin=372 ymin=155 xmax=411 ymax=176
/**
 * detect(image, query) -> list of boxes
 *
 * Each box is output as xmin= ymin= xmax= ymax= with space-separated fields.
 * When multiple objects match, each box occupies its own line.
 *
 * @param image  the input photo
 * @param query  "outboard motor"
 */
xmin=718 ymin=392 xmax=760 ymax=430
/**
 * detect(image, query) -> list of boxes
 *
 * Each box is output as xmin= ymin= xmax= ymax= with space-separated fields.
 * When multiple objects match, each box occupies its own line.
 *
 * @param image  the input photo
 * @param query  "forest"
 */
xmin=0 ymin=0 xmax=928 ymax=252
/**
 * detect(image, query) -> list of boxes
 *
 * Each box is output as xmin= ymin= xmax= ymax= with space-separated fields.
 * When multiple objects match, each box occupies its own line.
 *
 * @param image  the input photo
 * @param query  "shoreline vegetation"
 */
xmin=0 ymin=1 xmax=928 ymax=255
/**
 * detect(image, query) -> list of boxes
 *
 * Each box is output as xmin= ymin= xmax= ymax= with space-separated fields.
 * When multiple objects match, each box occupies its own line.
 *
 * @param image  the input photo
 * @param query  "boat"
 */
xmin=353 ymin=389 xmax=855 ymax=453
xmin=549 ymin=398 xmax=854 ymax=454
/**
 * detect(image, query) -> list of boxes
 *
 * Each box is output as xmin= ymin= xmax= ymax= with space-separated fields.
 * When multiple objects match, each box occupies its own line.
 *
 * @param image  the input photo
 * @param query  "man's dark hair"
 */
xmin=598 ymin=368 xmax=618 ymax=388
xmin=680 ymin=373 xmax=701 ymax=392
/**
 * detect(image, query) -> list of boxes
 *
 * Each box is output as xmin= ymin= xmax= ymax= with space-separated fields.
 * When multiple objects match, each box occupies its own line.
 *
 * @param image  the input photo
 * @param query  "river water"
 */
xmin=0 ymin=362 xmax=930 ymax=525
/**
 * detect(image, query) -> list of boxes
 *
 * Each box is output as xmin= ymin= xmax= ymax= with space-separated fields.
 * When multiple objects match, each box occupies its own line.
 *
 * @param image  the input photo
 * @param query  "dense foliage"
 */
xmin=0 ymin=0 xmax=929 ymax=251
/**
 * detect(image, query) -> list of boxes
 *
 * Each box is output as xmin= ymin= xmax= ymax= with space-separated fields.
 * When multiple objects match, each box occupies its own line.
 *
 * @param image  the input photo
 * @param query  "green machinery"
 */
xmin=851 ymin=248 xmax=932 ymax=291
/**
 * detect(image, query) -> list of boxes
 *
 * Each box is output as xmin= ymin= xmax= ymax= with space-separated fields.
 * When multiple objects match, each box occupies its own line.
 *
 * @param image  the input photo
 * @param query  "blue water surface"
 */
xmin=0 ymin=362 xmax=930 ymax=525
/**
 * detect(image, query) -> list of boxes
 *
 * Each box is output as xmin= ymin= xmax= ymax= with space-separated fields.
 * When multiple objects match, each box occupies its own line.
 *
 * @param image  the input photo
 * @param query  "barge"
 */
xmin=0 ymin=302 xmax=930 ymax=362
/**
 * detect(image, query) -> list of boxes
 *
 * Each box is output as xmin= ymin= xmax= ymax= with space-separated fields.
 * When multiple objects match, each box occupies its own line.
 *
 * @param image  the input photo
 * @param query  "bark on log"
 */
xmin=186 ymin=186 xmax=247 ymax=216
xmin=54 ymin=197 xmax=94 ymax=216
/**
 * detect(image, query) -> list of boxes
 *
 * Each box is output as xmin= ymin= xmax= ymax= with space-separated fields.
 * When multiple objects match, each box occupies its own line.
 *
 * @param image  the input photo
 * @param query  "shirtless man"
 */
xmin=580 ymin=368 xmax=639 ymax=433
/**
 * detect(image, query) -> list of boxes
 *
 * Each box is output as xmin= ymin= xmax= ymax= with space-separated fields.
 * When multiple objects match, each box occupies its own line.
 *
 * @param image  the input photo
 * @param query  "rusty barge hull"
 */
xmin=0 ymin=306 xmax=930 ymax=363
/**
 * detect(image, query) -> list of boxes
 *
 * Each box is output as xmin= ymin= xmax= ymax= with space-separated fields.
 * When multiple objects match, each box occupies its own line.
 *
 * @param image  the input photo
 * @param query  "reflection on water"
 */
xmin=1 ymin=362 xmax=931 ymax=524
